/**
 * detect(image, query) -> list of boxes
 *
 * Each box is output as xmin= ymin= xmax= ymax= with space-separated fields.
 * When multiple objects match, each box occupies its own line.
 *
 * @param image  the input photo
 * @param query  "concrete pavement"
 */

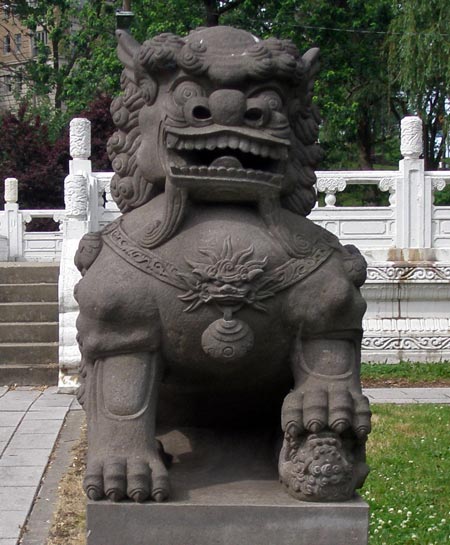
xmin=0 ymin=385 xmax=449 ymax=544
xmin=0 ymin=386 xmax=75 ymax=545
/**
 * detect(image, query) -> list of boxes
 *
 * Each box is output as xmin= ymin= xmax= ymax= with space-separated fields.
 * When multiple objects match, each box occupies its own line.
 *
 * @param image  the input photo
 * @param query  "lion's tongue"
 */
xmin=210 ymin=156 xmax=243 ymax=169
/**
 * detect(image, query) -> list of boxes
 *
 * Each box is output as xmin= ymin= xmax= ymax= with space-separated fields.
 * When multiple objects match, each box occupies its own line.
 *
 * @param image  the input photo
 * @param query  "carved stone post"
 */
xmin=58 ymin=119 xmax=92 ymax=392
xmin=2 ymin=178 xmax=23 ymax=260
xmin=395 ymin=116 xmax=433 ymax=260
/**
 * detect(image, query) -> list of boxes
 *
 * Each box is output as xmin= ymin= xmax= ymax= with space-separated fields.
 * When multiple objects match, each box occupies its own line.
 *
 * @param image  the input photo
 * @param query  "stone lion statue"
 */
xmin=74 ymin=25 xmax=371 ymax=504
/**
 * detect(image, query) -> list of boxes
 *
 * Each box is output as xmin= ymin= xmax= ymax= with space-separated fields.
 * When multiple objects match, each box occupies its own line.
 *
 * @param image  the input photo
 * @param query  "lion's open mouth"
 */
xmin=165 ymin=127 xmax=290 ymax=199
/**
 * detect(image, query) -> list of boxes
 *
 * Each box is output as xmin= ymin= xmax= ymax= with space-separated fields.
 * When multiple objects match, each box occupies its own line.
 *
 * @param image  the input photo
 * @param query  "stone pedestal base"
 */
xmin=86 ymin=428 xmax=369 ymax=545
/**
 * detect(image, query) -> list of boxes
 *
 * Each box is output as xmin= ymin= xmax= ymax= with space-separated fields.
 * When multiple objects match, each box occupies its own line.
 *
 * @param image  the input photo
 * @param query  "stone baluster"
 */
xmin=2 ymin=178 xmax=23 ymax=260
xmin=70 ymin=118 xmax=92 ymax=171
xmin=5 ymin=177 xmax=18 ymax=204
xmin=394 ymin=116 xmax=433 ymax=260
xmin=59 ymin=118 xmax=93 ymax=392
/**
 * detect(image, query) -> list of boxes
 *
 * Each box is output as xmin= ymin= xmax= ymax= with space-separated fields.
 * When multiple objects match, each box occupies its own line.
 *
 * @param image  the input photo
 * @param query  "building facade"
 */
xmin=0 ymin=1 xmax=49 ymax=112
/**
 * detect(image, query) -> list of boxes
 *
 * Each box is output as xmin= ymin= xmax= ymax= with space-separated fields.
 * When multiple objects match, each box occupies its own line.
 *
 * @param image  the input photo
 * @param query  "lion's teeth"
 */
xmin=238 ymin=139 xmax=250 ymax=152
xmin=260 ymin=145 xmax=269 ymax=158
xmin=206 ymin=137 xmax=217 ymax=150
xmin=250 ymin=142 xmax=261 ymax=156
xmin=217 ymin=136 xmax=228 ymax=149
xmin=228 ymin=135 xmax=239 ymax=149
xmin=194 ymin=137 xmax=205 ymax=149
xmin=166 ymin=134 xmax=178 ymax=149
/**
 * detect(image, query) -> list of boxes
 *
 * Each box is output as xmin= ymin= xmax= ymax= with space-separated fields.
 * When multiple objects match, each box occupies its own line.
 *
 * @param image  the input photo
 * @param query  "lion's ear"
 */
xmin=116 ymin=29 xmax=140 ymax=86
xmin=302 ymin=47 xmax=320 ymax=79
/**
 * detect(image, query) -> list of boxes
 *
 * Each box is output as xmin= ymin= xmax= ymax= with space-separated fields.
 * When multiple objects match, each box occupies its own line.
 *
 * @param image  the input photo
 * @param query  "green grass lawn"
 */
xmin=361 ymin=362 xmax=450 ymax=386
xmin=364 ymin=404 xmax=450 ymax=544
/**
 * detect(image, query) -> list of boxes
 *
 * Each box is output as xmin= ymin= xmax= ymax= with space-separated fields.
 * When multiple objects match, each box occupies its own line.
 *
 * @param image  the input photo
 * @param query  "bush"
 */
xmin=0 ymin=95 xmax=115 ymax=211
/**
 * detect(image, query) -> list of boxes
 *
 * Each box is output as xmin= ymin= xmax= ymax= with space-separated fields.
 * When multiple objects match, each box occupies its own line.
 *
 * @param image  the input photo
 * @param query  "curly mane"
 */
xmin=107 ymin=28 xmax=321 ymax=218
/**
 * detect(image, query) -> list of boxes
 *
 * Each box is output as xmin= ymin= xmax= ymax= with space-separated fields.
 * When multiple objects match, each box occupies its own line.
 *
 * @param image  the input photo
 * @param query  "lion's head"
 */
xmin=107 ymin=26 xmax=322 ymax=251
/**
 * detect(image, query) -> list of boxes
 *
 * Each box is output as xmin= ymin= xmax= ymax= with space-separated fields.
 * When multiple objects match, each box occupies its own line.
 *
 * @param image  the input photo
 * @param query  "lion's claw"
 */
xmin=84 ymin=452 xmax=170 ymax=503
xmin=282 ymin=385 xmax=371 ymax=439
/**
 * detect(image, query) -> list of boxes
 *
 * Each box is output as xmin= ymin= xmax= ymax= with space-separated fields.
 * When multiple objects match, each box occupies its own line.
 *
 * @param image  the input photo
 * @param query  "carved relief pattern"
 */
xmin=70 ymin=118 xmax=91 ymax=160
xmin=431 ymin=178 xmax=447 ymax=192
xmin=4 ymin=177 xmax=18 ymax=203
xmin=102 ymin=221 xmax=186 ymax=290
xmin=279 ymin=432 xmax=357 ymax=501
xmin=201 ymin=318 xmax=255 ymax=362
xmin=103 ymin=226 xmax=335 ymax=362
xmin=362 ymin=336 xmax=450 ymax=350
xmin=366 ymin=265 xmax=450 ymax=282
xmin=64 ymin=174 xmax=88 ymax=218
xmin=179 ymin=237 xmax=270 ymax=312
xmin=316 ymin=177 xmax=347 ymax=193
xmin=103 ymin=223 xmax=335 ymax=303
xmin=378 ymin=177 xmax=397 ymax=205
xmin=363 ymin=317 xmax=450 ymax=333
xmin=400 ymin=116 xmax=423 ymax=158
xmin=316 ymin=177 xmax=347 ymax=207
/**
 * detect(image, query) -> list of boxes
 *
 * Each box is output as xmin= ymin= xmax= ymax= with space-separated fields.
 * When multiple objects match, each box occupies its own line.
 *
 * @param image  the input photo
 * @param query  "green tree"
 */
xmin=214 ymin=0 xmax=398 ymax=169
xmin=1 ymin=1 xmax=120 ymax=112
xmin=387 ymin=0 xmax=450 ymax=169
xmin=2 ymin=0 xmax=403 ymax=173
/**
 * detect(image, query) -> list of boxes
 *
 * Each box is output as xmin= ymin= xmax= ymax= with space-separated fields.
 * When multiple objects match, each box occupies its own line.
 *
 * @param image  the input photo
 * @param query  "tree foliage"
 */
xmin=2 ymin=1 xmax=120 ymax=112
xmin=3 ymin=0 xmax=449 ymax=180
xmin=0 ymin=104 xmax=66 ymax=209
xmin=0 ymin=94 xmax=114 ymax=210
xmin=387 ymin=0 xmax=450 ymax=168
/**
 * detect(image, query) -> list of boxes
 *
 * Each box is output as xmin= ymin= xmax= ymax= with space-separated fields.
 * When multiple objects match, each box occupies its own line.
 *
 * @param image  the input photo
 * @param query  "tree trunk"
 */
xmin=357 ymin=116 xmax=373 ymax=170
xmin=204 ymin=0 xmax=219 ymax=26
xmin=52 ymin=38 xmax=62 ymax=110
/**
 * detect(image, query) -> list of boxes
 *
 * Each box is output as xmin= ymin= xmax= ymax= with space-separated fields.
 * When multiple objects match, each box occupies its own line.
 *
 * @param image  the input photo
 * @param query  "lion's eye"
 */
xmin=173 ymin=81 xmax=205 ymax=106
xmin=259 ymin=90 xmax=283 ymax=111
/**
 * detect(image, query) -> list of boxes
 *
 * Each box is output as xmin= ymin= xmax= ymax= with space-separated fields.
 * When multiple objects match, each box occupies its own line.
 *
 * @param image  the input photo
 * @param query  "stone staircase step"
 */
xmin=0 ymin=342 xmax=58 ymax=365
xmin=0 ymin=283 xmax=58 ymax=303
xmin=0 ymin=302 xmax=59 ymax=322
xmin=0 ymin=263 xmax=59 ymax=284
xmin=0 ymin=322 xmax=58 ymax=343
xmin=0 ymin=263 xmax=61 ymax=386
xmin=0 ymin=363 xmax=59 ymax=386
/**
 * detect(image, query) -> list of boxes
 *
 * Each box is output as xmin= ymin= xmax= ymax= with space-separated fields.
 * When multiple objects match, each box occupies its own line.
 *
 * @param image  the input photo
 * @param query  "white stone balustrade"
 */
xmin=3 ymin=115 xmax=450 ymax=385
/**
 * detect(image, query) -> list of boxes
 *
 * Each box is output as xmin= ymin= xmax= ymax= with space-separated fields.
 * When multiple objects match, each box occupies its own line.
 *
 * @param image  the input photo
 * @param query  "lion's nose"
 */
xmin=209 ymin=89 xmax=247 ymax=126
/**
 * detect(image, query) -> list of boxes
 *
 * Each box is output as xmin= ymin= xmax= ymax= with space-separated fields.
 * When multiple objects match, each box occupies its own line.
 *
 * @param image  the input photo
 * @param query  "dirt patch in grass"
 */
xmin=47 ymin=422 xmax=87 ymax=545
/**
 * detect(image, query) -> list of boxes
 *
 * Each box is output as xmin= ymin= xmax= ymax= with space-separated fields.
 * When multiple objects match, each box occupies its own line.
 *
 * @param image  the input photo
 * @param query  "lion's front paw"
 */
xmin=279 ymin=382 xmax=371 ymax=501
xmin=281 ymin=383 xmax=371 ymax=439
xmin=84 ymin=441 xmax=170 ymax=503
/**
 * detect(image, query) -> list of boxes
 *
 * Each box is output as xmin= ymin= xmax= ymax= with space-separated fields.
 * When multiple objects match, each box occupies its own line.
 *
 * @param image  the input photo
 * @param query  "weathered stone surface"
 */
xmin=87 ymin=428 xmax=369 ymax=545
xmin=75 ymin=25 xmax=371 ymax=507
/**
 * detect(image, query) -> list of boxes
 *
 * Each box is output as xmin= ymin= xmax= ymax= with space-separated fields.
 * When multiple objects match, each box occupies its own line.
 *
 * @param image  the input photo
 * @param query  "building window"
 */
xmin=32 ymin=30 xmax=48 ymax=57
xmin=14 ymin=33 xmax=21 ymax=52
xmin=3 ymin=35 xmax=11 ymax=54
xmin=15 ymin=71 xmax=22 ymax=94
xmin=3 ymin=75 xmax=13 ymax=93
